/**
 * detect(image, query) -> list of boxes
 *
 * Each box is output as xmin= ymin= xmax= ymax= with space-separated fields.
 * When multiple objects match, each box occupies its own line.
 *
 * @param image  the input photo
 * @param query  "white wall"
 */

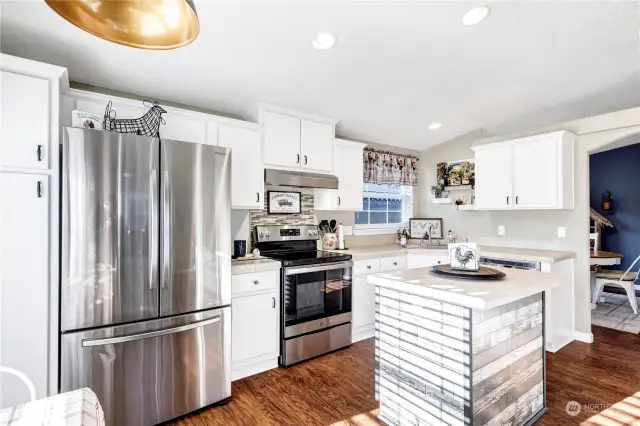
xmin=420 ymin=106 xmax=640 ymax=338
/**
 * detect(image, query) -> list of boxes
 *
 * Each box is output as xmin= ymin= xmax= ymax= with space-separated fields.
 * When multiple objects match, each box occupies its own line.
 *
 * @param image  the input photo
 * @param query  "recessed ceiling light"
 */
xmin=312 ymin=32 xmax=337 ymax=50
xmin=462 ymin=6 xmax=491 ymax=26
xmin=429 ymin=122 xmax=442 ymax=130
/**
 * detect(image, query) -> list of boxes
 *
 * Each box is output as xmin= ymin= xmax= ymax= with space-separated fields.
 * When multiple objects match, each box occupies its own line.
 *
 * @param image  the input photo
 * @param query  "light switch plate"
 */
xmin=342 ymin=225 xmax=353 ymax=236
xmin=557 ymin=227 xmax=566 ymax=238
xmin=498 ymin=225 xmax=505 ymax=236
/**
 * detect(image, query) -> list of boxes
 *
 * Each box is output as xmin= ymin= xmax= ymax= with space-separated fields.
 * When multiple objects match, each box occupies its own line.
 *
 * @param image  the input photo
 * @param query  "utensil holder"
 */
xmin=322 ymin=233 xmax=338 ymax=250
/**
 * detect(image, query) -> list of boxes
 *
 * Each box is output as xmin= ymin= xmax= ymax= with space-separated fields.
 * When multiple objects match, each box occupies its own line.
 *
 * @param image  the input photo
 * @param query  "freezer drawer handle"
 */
xmin=80 ymin=316 xmax=221 ymax=347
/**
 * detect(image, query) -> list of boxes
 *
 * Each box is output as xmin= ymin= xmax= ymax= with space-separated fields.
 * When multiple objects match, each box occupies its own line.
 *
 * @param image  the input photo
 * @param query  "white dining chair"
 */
xmin=590 ymin=232 xmax=600 ymax=252
xmin=0 ymin=366 xmax=37 ymax=403
xmin=592 ymin=254 xmax=640 ymax=314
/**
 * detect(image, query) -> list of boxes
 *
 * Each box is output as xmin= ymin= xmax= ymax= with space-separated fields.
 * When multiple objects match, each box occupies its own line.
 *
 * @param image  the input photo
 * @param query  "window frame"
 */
xmin=353 ymin=184 xmax=413 ymax=236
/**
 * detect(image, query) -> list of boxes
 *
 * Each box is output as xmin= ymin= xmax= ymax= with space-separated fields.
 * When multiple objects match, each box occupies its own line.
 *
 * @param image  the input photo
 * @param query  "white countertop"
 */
xmin=368 ymin=266 xmax=560 ymax=310
xmin=231 ymin=257 xmax=281 ymax=274
xmin=331 ymin=244 xmax=575 ymax=264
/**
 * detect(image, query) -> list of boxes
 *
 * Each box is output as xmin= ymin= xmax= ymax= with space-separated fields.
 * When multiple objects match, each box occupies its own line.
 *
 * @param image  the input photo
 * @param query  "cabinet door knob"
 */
xmin=37 ymin=181 xmax=43 ymax=198
xmin=37 ymin=145 xmax=43 ymax=162
xmin=515 ymin=196 xmax=519 ymax=204
xmin=304 ymin=155 xmax=308 ymax=165
xmin=506 ymin=196 xmax=510 ymax=205
xmin=367 ymin=265 xmax=371 ymax=269
xmin=253 ymin=280 xmax=259 ymax=285
xmin=272 ymin=297 xmax=276 ymax=308
xmin=256 ymin=192 xmax=260 ymax=203
xmin=437 ymin=261 xmax=441 ymax=264
xmin=296 ymin=154 xmax=300 ymax=164
xmin=338 ymin=197 xmax=341 ymax=205
xmin=393 ymin=262 xmax=398 ymax=266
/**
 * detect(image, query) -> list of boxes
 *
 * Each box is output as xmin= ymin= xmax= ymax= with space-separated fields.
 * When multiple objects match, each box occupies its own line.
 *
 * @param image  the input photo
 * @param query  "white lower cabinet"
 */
xmin=0 ymin=173 xmax=50 ymax=408
xmin=406 ymin=253 xmax=448 ymax=269
xmin=231 ymin=270 xmax=280 ymax=381
xmin=352 ymin=256 xmax=406 ymax=343
xmin=352 ymin=276 xmax=376 ymax=342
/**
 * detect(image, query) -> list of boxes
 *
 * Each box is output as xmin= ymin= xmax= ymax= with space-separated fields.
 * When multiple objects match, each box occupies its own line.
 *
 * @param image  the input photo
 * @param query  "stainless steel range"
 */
xmin=255 ymin=225 xmax=353 ymax=366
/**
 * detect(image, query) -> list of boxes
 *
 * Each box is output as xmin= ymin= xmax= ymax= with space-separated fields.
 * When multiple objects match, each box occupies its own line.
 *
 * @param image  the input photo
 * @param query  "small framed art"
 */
xmin=267 ymin=191 xmax=302 ymax=214
xmin=409 ymin=218 xmax=443 ymax=239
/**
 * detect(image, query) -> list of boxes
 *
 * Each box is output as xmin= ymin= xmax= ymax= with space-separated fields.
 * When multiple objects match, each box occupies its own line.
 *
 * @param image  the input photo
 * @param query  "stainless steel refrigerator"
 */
xmin=59 ymin=127 xmax=232 ymax=426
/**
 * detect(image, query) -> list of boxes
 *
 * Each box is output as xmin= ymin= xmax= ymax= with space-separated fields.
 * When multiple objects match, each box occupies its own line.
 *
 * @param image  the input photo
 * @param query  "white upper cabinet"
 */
xmin=473 ymin=131 xmax=575 ymax=210
xmin=218 ymin=123 xmax=264 ymax=209
xmin=474 ymin=144 xmax=513 ymax=209
xmin=1 ymin=71 xmax=50 ymax=170
xmin=512 ymin=136 xmax=559 ymax=209
xmin=261 ymin=106 xmax=337 ymax=174
xmin=263 ymin=111 xmax=302 ymax=168
xmin=301 ymin=119 xmax=333 ymax=172
xmin=315 ymin=139 xmax=366 ymax=211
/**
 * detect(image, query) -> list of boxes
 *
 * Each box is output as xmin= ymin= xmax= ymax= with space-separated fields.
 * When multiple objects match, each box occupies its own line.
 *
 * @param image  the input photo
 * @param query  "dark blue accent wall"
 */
xmin=590 ymin=143 xmax=640 ymax=270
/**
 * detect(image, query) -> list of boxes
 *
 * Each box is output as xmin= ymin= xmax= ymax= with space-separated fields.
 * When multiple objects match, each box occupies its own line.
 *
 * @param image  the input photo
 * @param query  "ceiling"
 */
xmin=1 ymin=1 xmax=639 ymax=151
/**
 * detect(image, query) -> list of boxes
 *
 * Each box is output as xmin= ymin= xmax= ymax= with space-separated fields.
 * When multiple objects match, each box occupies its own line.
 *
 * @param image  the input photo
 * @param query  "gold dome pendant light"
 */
xmin=45 ymin=0 xmax=200 ymax=50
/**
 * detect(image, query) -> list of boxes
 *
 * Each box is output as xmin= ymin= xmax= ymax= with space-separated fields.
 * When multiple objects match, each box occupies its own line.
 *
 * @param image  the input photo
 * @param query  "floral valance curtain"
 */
xmin=363 ymin=148 xmax=419 ymax=186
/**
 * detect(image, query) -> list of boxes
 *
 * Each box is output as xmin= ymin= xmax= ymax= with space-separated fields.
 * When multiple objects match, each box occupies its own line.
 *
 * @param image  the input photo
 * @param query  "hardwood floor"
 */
xmin=172 ymin=326 xmax=640 ymax=425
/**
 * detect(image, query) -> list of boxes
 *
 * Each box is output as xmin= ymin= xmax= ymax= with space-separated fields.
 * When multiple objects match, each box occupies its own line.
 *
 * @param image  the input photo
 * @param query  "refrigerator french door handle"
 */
xmin=81 ymin=316 xmax=221 ymax=347
xmin=149 ymin=169 xmax=158 ymax=290
xmin=162 ymin=170 xmax=171 ymax=289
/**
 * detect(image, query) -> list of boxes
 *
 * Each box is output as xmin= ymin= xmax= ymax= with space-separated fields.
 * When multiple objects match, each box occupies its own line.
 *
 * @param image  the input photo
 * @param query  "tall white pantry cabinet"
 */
xmin=0 ymin=54 xmax=68 ymax=408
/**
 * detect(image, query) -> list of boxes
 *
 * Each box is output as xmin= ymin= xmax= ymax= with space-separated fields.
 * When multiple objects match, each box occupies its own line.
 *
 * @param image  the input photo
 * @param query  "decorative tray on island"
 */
xmin=430 ymin=264 xmax=506 ymax=280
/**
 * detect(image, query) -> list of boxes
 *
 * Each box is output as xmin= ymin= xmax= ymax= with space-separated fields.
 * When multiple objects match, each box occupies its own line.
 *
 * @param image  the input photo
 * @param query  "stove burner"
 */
xmin=264 ymin=250 xmax=351 ymax=267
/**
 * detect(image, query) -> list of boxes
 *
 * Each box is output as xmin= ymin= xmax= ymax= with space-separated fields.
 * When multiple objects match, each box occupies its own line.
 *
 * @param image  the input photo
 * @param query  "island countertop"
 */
xmin=367 ymin=265 xmax=560 ymax=310
xmin=330 ymin=244 xmax=575 ymax=264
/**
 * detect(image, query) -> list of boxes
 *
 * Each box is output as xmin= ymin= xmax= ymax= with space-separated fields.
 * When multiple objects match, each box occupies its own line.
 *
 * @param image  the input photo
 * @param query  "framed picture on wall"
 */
xmin=409 ymin=218 xmax=443 ymax=239
xmin=267 ymin=191 xmax=302 ymax=214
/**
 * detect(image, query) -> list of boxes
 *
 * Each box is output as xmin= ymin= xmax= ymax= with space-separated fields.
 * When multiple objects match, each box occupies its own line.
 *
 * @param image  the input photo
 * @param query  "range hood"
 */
xmin=264 ymin=169 xmax=338 ymax=189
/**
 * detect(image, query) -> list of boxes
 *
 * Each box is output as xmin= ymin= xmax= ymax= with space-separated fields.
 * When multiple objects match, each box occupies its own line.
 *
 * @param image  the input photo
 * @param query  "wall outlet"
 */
xmin=557 ymin=226 xmax=566 ymax=238
xmin=498 ymin=225 xmax=505 ymax=236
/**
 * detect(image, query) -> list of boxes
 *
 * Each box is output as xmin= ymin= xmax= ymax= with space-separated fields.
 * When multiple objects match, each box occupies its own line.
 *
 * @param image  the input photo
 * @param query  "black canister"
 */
xmin=233 ymin=240 xmax=247 ymax=258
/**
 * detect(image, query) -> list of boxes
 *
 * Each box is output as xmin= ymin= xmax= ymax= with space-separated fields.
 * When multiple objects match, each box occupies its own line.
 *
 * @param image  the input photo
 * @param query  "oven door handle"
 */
xmin=285 ymin=261 xmax=354 ymax=275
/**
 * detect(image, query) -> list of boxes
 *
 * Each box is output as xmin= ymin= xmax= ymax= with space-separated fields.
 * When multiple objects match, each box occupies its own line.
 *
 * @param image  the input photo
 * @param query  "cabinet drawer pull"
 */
xmin=37 ymin=181 xmax=43 ymax=198
xmin=272 ymin=297 xmax=276 ymax=308
xmin=296 ymin=154 xmax=300 ymax=164
xmin=304 ymin=155 xmax=308 ymax=165
xmin=37 ymin=145 xmax=43 ymax=162
xmin=256 ymin=192 xmax=260 ymax=203
xmin=253 ymin=280 xmax=259 ymax=285
xmin=338 ymin=196 xmax=341 ymax=205
xmin=393 ymin=262 xmax=398 ymax=266
xmin=366 ymin=265 xmax=371 ymax=269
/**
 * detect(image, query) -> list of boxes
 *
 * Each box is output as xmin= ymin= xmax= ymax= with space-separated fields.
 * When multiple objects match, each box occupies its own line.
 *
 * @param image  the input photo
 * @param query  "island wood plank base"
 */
xmin=375 ymin=287 xmax=545 ymax=426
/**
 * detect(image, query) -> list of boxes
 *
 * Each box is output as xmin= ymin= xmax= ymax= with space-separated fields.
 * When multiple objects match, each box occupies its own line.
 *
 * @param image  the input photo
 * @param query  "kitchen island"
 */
xmin=368 ymin=266 xmax=560 ymax=426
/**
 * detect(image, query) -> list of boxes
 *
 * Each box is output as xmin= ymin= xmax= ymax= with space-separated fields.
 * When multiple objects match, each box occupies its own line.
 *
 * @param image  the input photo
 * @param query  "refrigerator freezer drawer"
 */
xmin=60 ymin=308 xmax=231 ymax=426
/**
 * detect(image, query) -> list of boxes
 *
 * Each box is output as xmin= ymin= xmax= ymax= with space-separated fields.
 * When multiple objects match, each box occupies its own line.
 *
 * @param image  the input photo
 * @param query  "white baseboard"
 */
xmin=352 ymin=325 xmax=374 ymax=343
xmin=574 ymin=331 xmax=594 ymax=343
xmin=232 ymin=354 xmax=278 ymax=382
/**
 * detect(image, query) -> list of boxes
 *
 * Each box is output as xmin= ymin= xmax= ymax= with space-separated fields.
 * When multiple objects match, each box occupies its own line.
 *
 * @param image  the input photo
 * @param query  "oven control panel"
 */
xmin=255 ymin=225 xmax=319 ymax=242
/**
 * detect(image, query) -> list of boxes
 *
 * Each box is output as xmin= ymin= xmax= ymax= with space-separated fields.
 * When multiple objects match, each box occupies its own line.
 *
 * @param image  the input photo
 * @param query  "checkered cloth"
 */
xmin=0 ymin=388 xmax=104 ymax=426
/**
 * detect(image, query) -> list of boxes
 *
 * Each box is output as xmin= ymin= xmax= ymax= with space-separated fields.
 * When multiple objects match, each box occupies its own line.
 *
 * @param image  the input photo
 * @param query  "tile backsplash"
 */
xmin=248 ymin=189 xmax=317 ymax=247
